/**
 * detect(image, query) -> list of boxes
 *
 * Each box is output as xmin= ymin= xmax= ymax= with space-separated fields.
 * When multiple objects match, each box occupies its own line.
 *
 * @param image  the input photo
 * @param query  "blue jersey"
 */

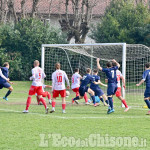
xmin=102 ymin=66 xmax=118 ymax=83
xmin=142 ymin=70 xmax=150 ymax=88
xmin=90 ymin=75 xmax=100 ymax=89
xmin=80 ymin=74 xmax=94 ymax=87
xmin=0 ymin=67 xmax=9 ymax=83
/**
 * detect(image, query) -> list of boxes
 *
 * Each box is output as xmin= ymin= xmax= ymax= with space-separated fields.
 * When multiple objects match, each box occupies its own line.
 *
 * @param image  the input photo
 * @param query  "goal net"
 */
xmin=41 ymin=43 xmax=150 ymax=105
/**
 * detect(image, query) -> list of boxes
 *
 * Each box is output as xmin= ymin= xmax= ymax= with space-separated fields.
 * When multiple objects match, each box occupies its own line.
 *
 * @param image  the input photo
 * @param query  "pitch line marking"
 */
xmin=0 ymin=108 xmax=149 ymax=119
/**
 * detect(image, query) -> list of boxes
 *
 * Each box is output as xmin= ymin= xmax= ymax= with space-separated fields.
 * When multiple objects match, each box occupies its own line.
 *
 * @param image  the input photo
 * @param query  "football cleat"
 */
xmin=3 ymin=97 xmax=8 ymax=101
xmin=74 ymin=100 xmax=79 ymax=104
xmin=85 ymin=102 xmax=90 ymax=105
xmin=72 ymin=98 xmax=75 ymax=104
xmin=107 ymin=109 xmax=115 ymax=114
xmin=62 ymin=110 xmax=66 ymax=114
xmin=124 ymin=107 xmax=129 ymax=112
xmin=22 ymin=110 xmax=29 ymax=113
xmin=146 ymin=110 xmax=150 ymax=115
xmin=45 ymin=107 xmax=49 ymax=114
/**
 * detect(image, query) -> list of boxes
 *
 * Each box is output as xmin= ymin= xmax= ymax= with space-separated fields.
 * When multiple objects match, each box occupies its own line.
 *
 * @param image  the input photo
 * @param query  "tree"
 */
xmin=31 ymin=0 xmax=40 ymax=18
xmin=91 ymin=0 xmax=150 ymax=45
xmin=59 ymin=0 xmax=97 ymax=43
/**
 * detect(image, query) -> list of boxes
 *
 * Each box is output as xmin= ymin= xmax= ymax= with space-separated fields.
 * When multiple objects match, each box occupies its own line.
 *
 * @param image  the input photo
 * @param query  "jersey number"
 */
xmin=57 ymin=76 xmax=62 ymax=82
xmin=111 ymin=70 xmax=114 ymax=78
xmin=38 ymin=73 xmax=41 ymax=79
xmin=72 ymin=78 xmax=74 ymax=83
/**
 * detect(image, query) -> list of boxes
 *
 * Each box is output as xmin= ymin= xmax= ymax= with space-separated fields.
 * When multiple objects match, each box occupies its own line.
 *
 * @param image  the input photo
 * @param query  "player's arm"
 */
xmin=0 ymin=69 xmax=9 ymax=82
xmin=136 ymin=72 xmax=146 ymax=86
xmin=30 ymin=69 xmax=35 ymax=80
xmin=64 ymin=72 xmax=70 ymax=89
xmin=96 ymin=58 xmax=102 ymax=71
xmin=52 ymin=73 xmax=55 ymax=92
xmin=120 ymin=75 xmax=126 ymax=88
xmin=94 ymin=80 xmax=107 ymax=87
xmin=136 ymin=79 xmax=145 ymax=86
xmin=112 ymin=59 xmax=120 ymax=68
xmin=45 ymin=85 xmax=52 ymax=88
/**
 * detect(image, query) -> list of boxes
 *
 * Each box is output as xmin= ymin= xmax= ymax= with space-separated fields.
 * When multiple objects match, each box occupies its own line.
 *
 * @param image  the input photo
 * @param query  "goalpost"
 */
xmin=41 ymin=43 xmax=150 ymax=105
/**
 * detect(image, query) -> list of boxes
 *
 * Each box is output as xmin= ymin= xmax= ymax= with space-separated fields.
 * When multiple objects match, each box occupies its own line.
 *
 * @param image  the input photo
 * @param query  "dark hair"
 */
xmin=112 ymin=62 xmax=117 ymax=67
xmin=74 ymin=68 xmax=79 ymax=73
xmin=93 ymin=69 xmax=98 ymax=73
xmin=3 ymin=62 xmax=9 ymax=67
xmin=145 ymin=63 xmax=150 ymax=68
xmin=86 ymin=68 xmax=91 ymax=73
xmin=106 ymin=61 xmax=112 ymax=68
xmin=55 ymin=62 xmax=60 ymax=69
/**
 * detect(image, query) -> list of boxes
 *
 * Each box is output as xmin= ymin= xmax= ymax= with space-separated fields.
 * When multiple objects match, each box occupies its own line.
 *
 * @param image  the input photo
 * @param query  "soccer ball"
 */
xmin=66 ymin=91 xmax=70 ymax=97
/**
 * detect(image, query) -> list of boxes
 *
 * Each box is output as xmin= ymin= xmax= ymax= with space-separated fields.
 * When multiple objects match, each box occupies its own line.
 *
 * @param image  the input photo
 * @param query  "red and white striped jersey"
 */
xmin=71 ymin=72 xmax=81 ymax=89
xmin=116 ymin=70 xmax=123 ymax=87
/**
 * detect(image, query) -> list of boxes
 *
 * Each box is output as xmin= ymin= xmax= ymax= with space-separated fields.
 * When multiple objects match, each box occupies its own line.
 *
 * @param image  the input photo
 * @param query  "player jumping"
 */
xmin=0 ymin=62 xmax=13 ymax=101
xmin=97 ymin=58 xmax=119 ymax=114
xmin=136 ymin=63 xmax=150 ymax=115
xmin=72 ymin=68 xmax=96 ymax=106
xmin=90 ymin=69 xmax=108 ymax=106
xmin=50 ymin=63 xmax=70 ymax=114
xmin=23 ymin=60 xmax=49 ymax=114
xmin=71 ymin=68 xmax=90 ymax=105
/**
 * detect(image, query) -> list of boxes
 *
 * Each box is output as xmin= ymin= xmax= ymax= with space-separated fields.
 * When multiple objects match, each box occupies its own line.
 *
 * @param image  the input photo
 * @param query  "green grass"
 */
xmin=0 ymin=81 xmax=149 ymax=150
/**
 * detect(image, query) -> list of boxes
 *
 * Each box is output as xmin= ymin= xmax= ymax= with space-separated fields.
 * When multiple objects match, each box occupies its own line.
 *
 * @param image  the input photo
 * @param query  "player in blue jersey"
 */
xmin=72 ymin=68 xmax=97 ymax=106
xmin=136 ymin=63 xmax=150 ymax=115
xmin=0 ymin=62 xmax=13 ymax=101
xmin=90 ymin=69 xmax=108 ymax=106
xmin=97 ymin=58 xmax=120 ymax=114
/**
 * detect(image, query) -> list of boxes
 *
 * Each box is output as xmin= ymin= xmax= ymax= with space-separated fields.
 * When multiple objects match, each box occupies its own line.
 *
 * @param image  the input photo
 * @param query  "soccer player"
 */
xmin=90 ymin=69 xmax=108 ymax=106
xmin=112 ymin=62 xmax=129 ymax=112
xmin=97 ymin=58 xmax=120 ymax=114
xmin=136 ymin=63 xmax=150 ymax=115
xmin=0 ymin=62 xmax=13 ymax=101
xmin=72 ymin=68 xmax=96 ymax=106
xmin=71 ymin=68 xmax=89 ymax=105
xmin=36 ymin=84 xmax=52 ymax=105
xmin=50 ymin=63 xmax=70 ymax=113
xmin=23 ymin=60 xmax=49 ymax=114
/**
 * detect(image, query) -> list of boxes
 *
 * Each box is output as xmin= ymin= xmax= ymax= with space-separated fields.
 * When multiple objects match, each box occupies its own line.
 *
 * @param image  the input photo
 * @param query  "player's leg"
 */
xmin=50 ymin=90 xmax=59 ymax=113
xmin=47 ymin=92 xmax=51 ymax=104
xmin=144 ymin=97 xmax=150 ymax=115
xmin=3 ymin=82 xmax=13 ymax=101
xmin=60 ymin=90 xmax=66 ymax=113
xmin=72 ymin=87 xmax=84 ymax=104
xmin=36 ymin=96 xmax=40 ymax=105
xmin=101 ymin=94 xmax=109 ymax=106
xmin=117 ymin=96 xmax=129 ymax=112
xmin=84 ymin=93 xmax=89 ymax=104
xmin=87 ymin=88 xmax=96 ymax=106
xmin=72 ymin=87 xmax=80 ymax=104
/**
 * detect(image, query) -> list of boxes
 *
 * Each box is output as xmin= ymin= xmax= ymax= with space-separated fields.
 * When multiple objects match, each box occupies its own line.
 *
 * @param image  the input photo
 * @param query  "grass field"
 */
xmin=0 ymin=81 xmax=149 ymax=150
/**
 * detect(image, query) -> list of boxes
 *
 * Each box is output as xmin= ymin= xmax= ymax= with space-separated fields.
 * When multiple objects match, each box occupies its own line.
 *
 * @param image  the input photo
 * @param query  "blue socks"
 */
xmin=105 ymin=100 xmax=109 ymax=105
xmin=100 ymin=97 xmax=104 ymax=102
xmin=108 ymin=97 xmax=113 ymax=109
xmin=73 ymin=96 xmax=80 ymax=101
xmin=91 ymin=96 xmax=96 ymax=104
xmin=145 ymin=100 xmax=150 ymax=109
xmin=5 ymin=90 xmax=12 ymax=98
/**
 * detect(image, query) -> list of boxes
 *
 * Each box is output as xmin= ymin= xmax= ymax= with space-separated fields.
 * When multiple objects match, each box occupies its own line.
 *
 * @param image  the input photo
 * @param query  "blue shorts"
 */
xmin=79 ymin=86 xmax=89 ymax=96
xmin=0 ymin=82 xmax=11 ymax=89
xmin=91 ymin=87 xmax=104 ymax=97
xmin=107 ymin=83 xmax=117 ymax=96
xmin=144 ymin=87 xmax=150 ymax=98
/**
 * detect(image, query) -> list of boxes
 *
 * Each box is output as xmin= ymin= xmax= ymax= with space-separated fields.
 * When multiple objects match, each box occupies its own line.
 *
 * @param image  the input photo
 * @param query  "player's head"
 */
xmin=86 ymin=68 xmax=91 ymax=74
xmin=3 ymin=62 xmax=9 ymax=69
xmin=106 ymin=61 xmax=112 ymax=68
xmin=145 ymin=63 xmax=150 ymax=69
xmin=34 ymin=60 xmax=39 ymax=67
xmin=112 ymin=61 xmax=117 ymax=67
xmin=93 ymin=69 xmax=98 ymax=75
xmin=74 ymin=68 xmax=79 ymax=73
xmin=55 ymin=62 xmax=61 ymax=70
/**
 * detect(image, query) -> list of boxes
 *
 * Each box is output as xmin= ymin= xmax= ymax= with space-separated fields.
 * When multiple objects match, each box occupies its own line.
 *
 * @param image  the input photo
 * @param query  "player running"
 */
xmin=97 ymin=58 xmax=120 ymax=114
xmin=50 ymin=63 xmax=70 ymax=114
xmin=136 ymin=63 xmax=150 ymax=115
xmin=112 ymin=62 xmax=129 ymax=112
xmin=23 ymin=60 xmax=49 ymax=114
xmin=0 ymin=62 xmax=13 ymax=101
xmin=72 ymin=68 xmax=96 ymax=106
xmin=71 ymin=68 xmax=90 ymax=105
xmin=90 ymin=69 xmax=108 ymax=106
xmin=36 ymin=84 xmax=52 ymax=105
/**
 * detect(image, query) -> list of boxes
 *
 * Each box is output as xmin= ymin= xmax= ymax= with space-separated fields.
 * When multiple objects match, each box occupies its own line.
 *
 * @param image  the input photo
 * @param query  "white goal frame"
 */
xmin=41 ymin=43 xmax=127 ymax=99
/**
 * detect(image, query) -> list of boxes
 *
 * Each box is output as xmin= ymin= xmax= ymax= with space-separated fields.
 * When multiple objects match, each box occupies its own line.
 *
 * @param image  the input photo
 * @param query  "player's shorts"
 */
xmin=79 ymin=86 xmax=89 ymax=97
xmin=115 ymin=87 xmax=122 ymax=97
xmin=107 ymin=83 xmax=117 ymax=96
xmin=0 ymin=82 xmax=11 ymax=89
xmin=53 ymin=89 xmax=66 ymax=98
xmin=91 ymin=87 xmax=104 ymax=97
xmin=72 ymin=87 xmax=79 ymax=93
xmin=42 ymin=91 xmax=49 ymax=97
xmin=29 ymin=86 xmax=43 ymax=96
xmin=144 ymin=87 xmax=150 ymax=98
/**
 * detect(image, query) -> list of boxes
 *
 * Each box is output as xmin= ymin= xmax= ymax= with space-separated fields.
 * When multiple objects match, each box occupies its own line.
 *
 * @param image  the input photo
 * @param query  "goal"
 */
xmin=41 ymin=43 xmax=150 ymax=104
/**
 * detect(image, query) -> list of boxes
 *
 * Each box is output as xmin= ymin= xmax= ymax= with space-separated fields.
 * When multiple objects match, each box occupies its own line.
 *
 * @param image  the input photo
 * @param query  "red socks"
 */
xmin=84 ymin=93 xmax=88 ymax=102
xmin=39 ymin=97 xmax=47 ymax=109
xmin=122 ymin=99 xmax=128 ymax=108
xmin=26 ymin=97 xmax=32 ymax=110
xmin=62 ymin=104 xmax=66 ymax=110
xmin=36 ymin=96 xmax=40 ymax=104
xmin=47 ymin=92 xmax=51 ymax=99
xmin=52 ymin=101 xmax=56 ymax=107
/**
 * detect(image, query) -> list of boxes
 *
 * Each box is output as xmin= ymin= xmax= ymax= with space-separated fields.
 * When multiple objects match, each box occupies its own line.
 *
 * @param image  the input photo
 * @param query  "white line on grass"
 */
xmin=0 ymin=108 xmax=149 ymax=119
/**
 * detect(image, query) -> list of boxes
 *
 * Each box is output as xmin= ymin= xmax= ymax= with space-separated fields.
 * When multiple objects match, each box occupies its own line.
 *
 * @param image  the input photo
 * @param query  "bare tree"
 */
xmin=59 ymin=0 xmax=97 ymax=43
xmin=7 ymin=0 xmax=18 ymax=23
xmin=0 ymin=0 xmax=8 ymax=23
xmin=31 ymin=0 xmax=40 ymax=17
xmin=21 ymin=0 xmax=26 ymax=18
